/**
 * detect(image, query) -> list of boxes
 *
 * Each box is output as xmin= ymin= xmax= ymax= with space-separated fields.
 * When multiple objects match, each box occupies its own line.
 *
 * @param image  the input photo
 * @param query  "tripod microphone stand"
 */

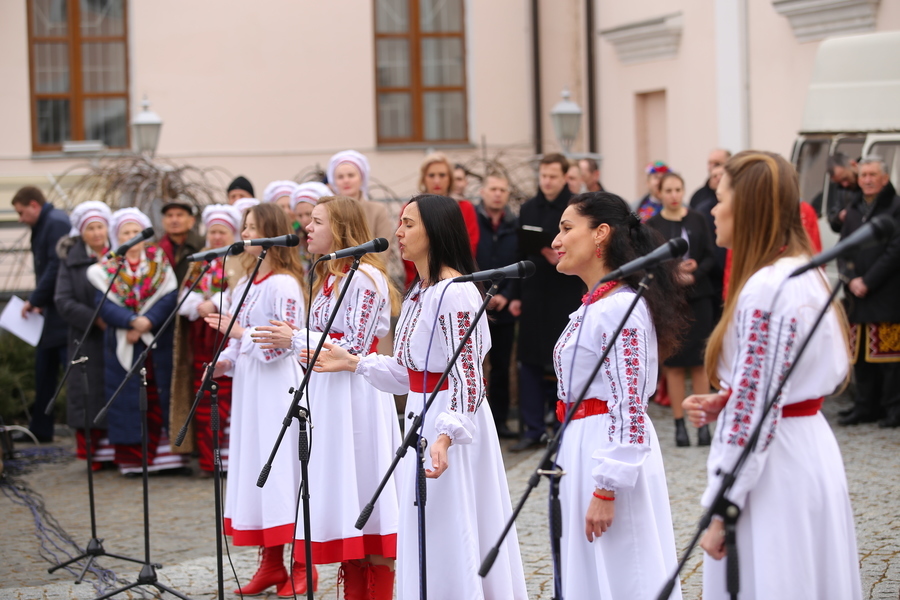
xmin=90 ymin=261 xmax=214 ymax=600
xmin=257 ymin=255 xmax=364 ymax=600
xmin=479 ymin=273 xmax=655 ymax=600
xmin=44 ymin=257 xmax=145 ymax=583
xmin=656 ymin=275 xmax=845 ymax=600
xmin=173 ymin=245 xmax=267 ymax=600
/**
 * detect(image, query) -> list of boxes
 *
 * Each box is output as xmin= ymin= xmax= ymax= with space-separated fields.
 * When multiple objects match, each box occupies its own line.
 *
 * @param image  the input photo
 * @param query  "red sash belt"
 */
xmin=782 ymin=397 xmax=823 ymax=418
xmin=556 ymin=399 xmax=609 ymax=423
xmin=328 ymin=332 xmax=379 ymax=355
xmin=407 ymin=369 xmax=448 ymax=393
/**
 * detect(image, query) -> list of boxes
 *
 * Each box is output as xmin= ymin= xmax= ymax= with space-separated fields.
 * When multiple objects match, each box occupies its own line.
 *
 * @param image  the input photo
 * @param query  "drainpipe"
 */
xmin=531 ymin=0 xmax=543 ymax=156
xmin=585 ymin=0 xmax=597 ymax=153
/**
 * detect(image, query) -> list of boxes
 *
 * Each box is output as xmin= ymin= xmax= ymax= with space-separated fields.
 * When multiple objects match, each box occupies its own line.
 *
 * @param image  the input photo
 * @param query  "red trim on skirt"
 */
xmin=224 ymin=518 xmax=296 ymax=547
xmin=292 ymin=534 xmax=397 ymax=564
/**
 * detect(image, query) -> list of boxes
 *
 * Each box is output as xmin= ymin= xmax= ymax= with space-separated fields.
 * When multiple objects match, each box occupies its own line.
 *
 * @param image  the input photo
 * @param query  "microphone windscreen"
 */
xmin=520 ymin=260 xmax=536 ymax=278
xmin=373 ymin=238 xmax=389 ymax=252
xmin=141 ymin=227 xmax=155 ymax=239
xmin=670 ymin=237 xmax=689 ymax=257
xmin=285 ymin=234 xmax=300 ymax=247
xmin=870 ymin=214 xmax=896 ymax=241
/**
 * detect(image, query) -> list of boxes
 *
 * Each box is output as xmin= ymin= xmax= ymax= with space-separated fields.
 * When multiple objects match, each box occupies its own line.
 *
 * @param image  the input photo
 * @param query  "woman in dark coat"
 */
xmin=647 ymin=172 xmax=717 ymax=447
xmin=55 ymin=201 xmax=114 ymax=468
xmin=87 ymin=207 xmax=185 ymax=476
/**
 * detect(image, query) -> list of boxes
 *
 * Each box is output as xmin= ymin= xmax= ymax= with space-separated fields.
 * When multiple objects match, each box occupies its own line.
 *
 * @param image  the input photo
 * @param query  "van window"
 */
xmin=795 ymin=139 xmax=830 ymax=205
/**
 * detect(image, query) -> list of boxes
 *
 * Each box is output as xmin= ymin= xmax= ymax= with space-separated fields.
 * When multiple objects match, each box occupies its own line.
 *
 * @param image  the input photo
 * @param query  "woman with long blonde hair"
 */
xmin=252 ymin=196 xmax=401 ymax=598
xmin=207 ymin=203 xmax=314 ymax=596
xmin=684 ymin=151 xmax=861 ymax=599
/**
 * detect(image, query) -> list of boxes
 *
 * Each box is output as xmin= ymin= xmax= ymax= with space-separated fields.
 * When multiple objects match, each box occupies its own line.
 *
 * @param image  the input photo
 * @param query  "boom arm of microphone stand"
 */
xmin=46 ymin=257 xmax=126 ymax=416
xmin=654 ymin=276 xmax=845 ymax=600
xmin=256 ymin=255 xmax=363 ymax=488
xmin=356 ymin=278 xmax=501 ymax=530
xmin=94 ymin=260 xmax=214 ymax=425
xmin=479 ymin=272 xmax=653 ymax=578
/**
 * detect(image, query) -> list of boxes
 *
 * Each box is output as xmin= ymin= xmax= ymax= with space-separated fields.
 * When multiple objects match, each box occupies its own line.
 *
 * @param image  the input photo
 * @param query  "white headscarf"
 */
xmin=69 ymin=201 xmax=112 ymax=237
xmin=262 ymin=180 xmax=301 ymax=204
xmin=289 ymin=182 xmax=332 ymax=210
xmin=327 ymin=150 xmax=370 ymax=197
xmin=202 ymin=204 xmax=242 ymax=234
xmin=232 ymin=197 xmax=260 ymax=214
xmin=110 ymin=207 xmax=152 ymax=242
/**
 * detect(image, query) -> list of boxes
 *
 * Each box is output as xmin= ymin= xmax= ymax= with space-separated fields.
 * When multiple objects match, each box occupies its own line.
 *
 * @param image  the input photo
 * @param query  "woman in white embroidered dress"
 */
xmin=309 ymin=195 xmax=527 ymax=599
xmin=550 ymin=192 xmax=685 ymax=599
xmin=207 ymin=204 xmax=314 ymax=597
xmin=684 ymin=151 xmax=861 ymax=600
xmin=252 ymin=196 xmax=402 ymax=598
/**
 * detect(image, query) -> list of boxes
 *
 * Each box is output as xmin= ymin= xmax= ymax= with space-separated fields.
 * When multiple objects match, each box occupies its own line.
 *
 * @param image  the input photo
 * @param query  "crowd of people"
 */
xmin=7 ymin=142 xmax=888 ymax=598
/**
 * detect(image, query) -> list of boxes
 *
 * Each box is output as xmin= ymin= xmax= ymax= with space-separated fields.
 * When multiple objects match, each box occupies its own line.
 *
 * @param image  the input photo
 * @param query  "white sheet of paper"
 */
xmin=0 ymin=296 xmax=45 ymax=347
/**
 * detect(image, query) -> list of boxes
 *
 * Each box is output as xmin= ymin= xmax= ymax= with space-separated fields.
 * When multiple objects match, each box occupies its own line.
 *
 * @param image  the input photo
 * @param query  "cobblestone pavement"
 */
xmin=2 ymin=392 xmax=898 ymax=599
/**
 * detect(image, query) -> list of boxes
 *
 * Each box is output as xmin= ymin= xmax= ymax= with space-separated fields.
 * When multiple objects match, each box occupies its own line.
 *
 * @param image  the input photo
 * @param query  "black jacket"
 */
xmin=516 ymin=186 xmax=584 ymax=367
xmin=646 ymin=209 xmax=717 ymax=300
xmin=475 ymin=202 xmax=519 ymax=324
xmin=690 ymin=181 xmax=727 ymax=285
xmin=29 ymin=203 xmax=71 ymax=348
xmin=54 ymin=236 xmax=107 ymax=428
xmin=839 ymin=182 xmax=900 ymax=323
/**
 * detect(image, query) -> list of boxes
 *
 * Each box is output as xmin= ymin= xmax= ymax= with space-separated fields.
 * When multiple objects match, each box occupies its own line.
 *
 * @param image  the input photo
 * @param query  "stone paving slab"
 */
xmin=2 ymin=392 xmax=898 ymax=599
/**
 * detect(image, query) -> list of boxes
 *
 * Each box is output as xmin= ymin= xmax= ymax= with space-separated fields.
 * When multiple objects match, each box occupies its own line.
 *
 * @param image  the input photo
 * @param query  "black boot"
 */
xmin=675 ymin=418 xmax=690 ymax=447
xmin=697 ymin=424 xmax=711 ymax=446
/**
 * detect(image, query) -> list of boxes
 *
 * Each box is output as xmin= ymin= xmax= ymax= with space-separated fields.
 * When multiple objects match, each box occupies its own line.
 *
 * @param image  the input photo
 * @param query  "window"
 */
xmin=374 ymin=0 xmax=468 ymax=145
xmin=27 ymin=0 xmax=129 ymax=152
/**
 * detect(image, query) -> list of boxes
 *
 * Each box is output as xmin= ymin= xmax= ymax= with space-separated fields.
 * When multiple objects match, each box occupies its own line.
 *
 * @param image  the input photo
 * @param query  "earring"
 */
xmin=595 ymin=245 xmax=603 ymax=258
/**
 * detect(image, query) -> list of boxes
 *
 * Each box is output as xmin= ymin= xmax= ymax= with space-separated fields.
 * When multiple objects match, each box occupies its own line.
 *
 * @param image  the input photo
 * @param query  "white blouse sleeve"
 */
xmin=590 ymin=304 xmax=653 ymax=492
xmin=701 ymin=280 xmax=797 ymax=510
xmin=178 ymin=287 xmax=204 ymax=321
xmin=356 ymin=353 xmax=410 ymax=395
xmin=432 ymin=283 xmax=489 ymax=446
xmin=240 ymin=277 xmax=305 ymax=365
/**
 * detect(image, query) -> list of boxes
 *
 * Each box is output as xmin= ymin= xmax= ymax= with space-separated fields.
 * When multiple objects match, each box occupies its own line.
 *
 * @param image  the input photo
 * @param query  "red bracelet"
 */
xmin=593 ymin=491 xmax=615 ymax=501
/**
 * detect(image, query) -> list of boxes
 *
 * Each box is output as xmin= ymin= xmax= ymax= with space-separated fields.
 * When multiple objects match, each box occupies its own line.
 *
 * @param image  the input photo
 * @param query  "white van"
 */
xmin=791 ymin=30 xmax=900 ymax=251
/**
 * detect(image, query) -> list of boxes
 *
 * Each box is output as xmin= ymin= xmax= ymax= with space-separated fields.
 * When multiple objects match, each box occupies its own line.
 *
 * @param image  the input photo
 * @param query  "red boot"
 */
xmin=339 ymin=560 xmax=394 ymax=600
xmin=366 ymin=563 xmax=395 ymax=600
xmin=276 ymin=560 xmax=318 ymax=597
xmin=233 ymin=545 xmax=288 ymax=596
xmin=338 ymin=561 xmax=366 ymax=600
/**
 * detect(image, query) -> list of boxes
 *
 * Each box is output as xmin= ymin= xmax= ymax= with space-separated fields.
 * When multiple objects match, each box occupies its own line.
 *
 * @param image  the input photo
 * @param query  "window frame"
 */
xmin=373 ymin=0 xmax=469 ymax=146
xmin=26 ymin=0 xmax=131 ymax=153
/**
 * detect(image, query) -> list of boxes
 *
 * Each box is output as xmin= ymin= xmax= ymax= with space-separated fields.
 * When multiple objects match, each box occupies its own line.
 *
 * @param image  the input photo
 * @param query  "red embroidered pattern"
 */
xmin=185 ymin=257 xmax=227 ymax=300
xmin=553 ymin=317 xmax=582 ymax=400
xmin=600 ymin=333 xmax=618 ymax=440
xmin=345 ymin=288 xmax=381 ymax=355
xmin=439 ymin=310 xmax=481 ymax=413
xmin=102 ymin=245 xmax=168 ymax=312
xmin=396 ymin=291 xmax=424 ymax=369
xmin=620 ymin=327 xmax=646 ymax=444
xmin=729 ymin=309 xmax=770 ymax=447
xmin=762 ymin=317 xmax=798 ymax=450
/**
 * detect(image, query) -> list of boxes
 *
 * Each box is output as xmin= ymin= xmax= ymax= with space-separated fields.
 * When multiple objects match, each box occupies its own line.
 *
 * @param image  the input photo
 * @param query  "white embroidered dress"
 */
xmin=219 ymin=273 xmax=304 ymax=546
xmin=289 ymin=264 xmax=401 ymax=562
xmin=356 ymin=279 xmax=527 ymax=600
xmin=702 ymin=257 xmax=861 ymax=600
xmin=553 ymin=288 xmax=682 ymax=600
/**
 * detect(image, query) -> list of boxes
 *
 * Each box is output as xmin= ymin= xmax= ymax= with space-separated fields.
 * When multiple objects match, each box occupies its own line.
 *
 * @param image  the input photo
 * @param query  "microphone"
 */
xmin=600 ymin=237 xmax=689 ymax=283
xmin=109 ymin=227 xmax=155 ymax=257
xmin=452 ymin=261 xmax=536 ymax=283
xmin=239 ymin=234 xmax=301 ymax=248
xmin=789 ymin=213 xmax=895 ymax=278
xmin=186 ymin=243 xmax=246 ymax=262
xmin=322 ymin=238 xmax=389 ymax=261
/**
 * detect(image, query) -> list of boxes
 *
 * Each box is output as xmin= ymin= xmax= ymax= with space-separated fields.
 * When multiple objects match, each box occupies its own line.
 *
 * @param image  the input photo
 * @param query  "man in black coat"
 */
xmin=510 ymin=154 xmax=584 ymax=451
xmin=690 ymin=149 xmax=730 ymax=319
xmin=12 ymin=186 xmax=71 ymax=442
xmin=837 ymin=157 xmax=900 ymax=428
xmin=475 ymin=172 xmax=520 ymax=439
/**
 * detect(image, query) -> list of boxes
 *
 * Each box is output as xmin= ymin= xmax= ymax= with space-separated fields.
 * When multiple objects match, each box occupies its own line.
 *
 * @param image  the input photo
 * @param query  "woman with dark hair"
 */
xmin=684 ymin=151 xmax=860 ymax=600
xmin=309 ymin=194 xmax=527 ymax=599
xmin=207 ymin=203 xmax=313 ymax=596
xmin=251 ymin=196 xmax=401 ymax=598
xmin=647 ymin=172 xmax=717 ymax=447
xmin=551 ymin=191 xmax=685 ymax=599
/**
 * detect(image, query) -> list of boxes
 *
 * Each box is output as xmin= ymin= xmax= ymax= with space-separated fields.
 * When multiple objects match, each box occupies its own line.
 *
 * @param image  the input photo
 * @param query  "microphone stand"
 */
xmin=90 ymin=261 xmax=214 ymax=600
xmin=45 ymin=257 xmax=145 ymax=582
xmin=170 ymin=245 xmax=268 ymax=600
xmin=655 ymin=276 xmax=845 ymax=600
xmin=479 ymin=272 xmax=655 ymax=600
xmin=256 ymin=255 xmax=363 ymax=600
xmin=357 ymin=277 xmax=503 ymax=600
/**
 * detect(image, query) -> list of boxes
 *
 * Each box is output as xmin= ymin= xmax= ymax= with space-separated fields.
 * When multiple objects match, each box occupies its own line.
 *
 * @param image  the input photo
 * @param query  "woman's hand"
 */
xmin=125 ymin=329 xmax=142 ymax=344
xmin=213 ymin=359 xmax=233 ymax=379
xmin=131 ymin=316 xmax=153 ymax=334
xmin=95 ymin=317 xmax=107 ymax=331
xmin=197 ymin=300 xmax=218 ymax=319
xmin=683 ymin=392 xmax=728 ymax=428
xmin=300 ymin=340 xmax=359 ymax=373
xmin=676 ymin=259 xmax=697 ymax=286
xmin=425 ymin=434 xmax=451 ymax=479
xmin=700 ymin=517 xmax=727 ymax=560
xmin=585 ymin=489 xmax=616 ymax=542
xmin=204 ymin=313 xmax=244 ymax=339
xmin=250 ymin=320 xmax=296 ymax=350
